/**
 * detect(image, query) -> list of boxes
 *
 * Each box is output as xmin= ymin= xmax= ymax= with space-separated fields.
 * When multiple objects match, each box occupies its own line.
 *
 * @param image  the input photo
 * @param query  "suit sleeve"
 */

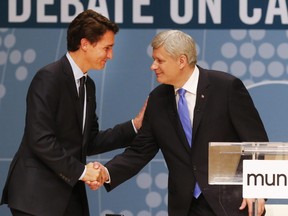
xmin=86 ymin=120 xmax=136 ymax=155
xmin=104 ymin=101 xmax=160 ymax=191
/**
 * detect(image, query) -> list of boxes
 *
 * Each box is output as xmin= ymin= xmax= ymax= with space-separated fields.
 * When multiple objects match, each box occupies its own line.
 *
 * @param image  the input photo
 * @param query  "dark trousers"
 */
xmin=11 ymin=182 xmax=88 ymax=216
xmin=64 ymin=181 xmax=89 ymax=216
xmin=188 ymin=194 xmax=217 ymax=216
xmin=10 ymin=209 xmax=34 ymax=216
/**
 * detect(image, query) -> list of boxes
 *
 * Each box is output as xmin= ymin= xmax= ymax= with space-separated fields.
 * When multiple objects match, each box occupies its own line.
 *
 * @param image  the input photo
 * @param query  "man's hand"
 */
xmin=239 ymin=198 xmax=265 ymax=216
xmin=85 ymin=162 xmax=109 ymax=190
xmin=132 ymin=98 xmax=148 ymax=130
xmin=81 ymin=162 xmax=100 ymax=182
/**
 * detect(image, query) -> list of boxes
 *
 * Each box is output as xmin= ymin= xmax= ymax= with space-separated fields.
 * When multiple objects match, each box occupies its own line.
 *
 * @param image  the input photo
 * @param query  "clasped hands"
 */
xmin=81 ymin=162 xmax=108 ymax=190
xmin=80 ymin=100 xmax=148 ymax=189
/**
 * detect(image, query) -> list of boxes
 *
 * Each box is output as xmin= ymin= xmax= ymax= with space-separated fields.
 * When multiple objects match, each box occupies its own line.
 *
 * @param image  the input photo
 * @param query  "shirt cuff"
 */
xmin=79 ymin=166 xmax=86 ymax=180
xmin=104 ymin=167 xmax=111 ymax=184
xmin=131 ymin=119 xmax=138 ymax=133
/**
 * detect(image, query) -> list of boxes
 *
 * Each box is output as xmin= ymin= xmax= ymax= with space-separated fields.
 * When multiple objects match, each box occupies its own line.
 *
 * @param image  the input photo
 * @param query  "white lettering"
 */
xmin=199 ymin=0 xmax=221 ymax=24
xmin=265 ymin=0 xmax=288 ymax=24
xmin=133 ymin=0 xmax=153 ymax=23
xmin=9 ymin=0 xmax=31 ymax=22
xmin=61 ymin=0 xmax=84 ymax=22
xmin=88 ymin=0 xmax=109 ymax=19
xmin=239 ymin=0 xmax=262 ymax=24
xmin=37 ymin=0 xmax=57 ymax=23
xmin=115 ymin=0 xmax=124 ymax=23
xmin=8 ymin=0 xmax=286 ymax=27
xmin=170 ymin=0 xmax=193 ymax=24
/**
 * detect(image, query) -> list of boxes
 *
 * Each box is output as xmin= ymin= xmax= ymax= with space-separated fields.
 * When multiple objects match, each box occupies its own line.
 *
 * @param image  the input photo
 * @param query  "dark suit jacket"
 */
xmin=1 ymin=56 xmax=136 ymax=216
xmin=105 ymin=66 xmax=269 ymax=216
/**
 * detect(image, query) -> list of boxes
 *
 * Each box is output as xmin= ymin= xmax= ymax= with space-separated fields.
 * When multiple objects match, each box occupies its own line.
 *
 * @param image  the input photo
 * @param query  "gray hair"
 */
xmin=151 ymin=30 xmax=197 ymax=65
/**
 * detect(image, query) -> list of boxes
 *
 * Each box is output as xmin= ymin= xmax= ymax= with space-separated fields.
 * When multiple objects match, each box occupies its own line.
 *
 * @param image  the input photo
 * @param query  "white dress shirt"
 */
xmin=175 ymin=66 xmax=199 ymax=126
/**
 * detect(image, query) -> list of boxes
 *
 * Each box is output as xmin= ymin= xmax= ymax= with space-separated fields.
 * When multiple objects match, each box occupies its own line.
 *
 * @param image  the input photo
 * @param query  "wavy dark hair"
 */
xmin=67 ymin=9 xmax=119 ymax=51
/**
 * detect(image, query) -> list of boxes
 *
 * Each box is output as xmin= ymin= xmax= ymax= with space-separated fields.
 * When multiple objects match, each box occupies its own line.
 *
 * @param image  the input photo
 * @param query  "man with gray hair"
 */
xmin=91 ymin=30 xmax=268 ymax=216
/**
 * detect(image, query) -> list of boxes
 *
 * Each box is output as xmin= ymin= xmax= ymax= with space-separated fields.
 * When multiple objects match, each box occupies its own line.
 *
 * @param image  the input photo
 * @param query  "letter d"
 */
xmin=9 ymin=0 xmax=31 ymax=22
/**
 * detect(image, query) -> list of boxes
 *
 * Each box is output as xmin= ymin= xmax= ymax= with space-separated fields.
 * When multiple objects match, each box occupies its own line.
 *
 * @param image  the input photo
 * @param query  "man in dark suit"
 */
xmin=1 ymin=10 xmax=145 ymax=216
xmin=91 ymin=30 xmax=268 ymax=216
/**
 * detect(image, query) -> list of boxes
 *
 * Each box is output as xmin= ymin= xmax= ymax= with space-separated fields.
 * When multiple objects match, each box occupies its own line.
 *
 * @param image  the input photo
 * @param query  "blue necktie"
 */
xmin=177 ymin=88 xmax=201 ymax=198
xmin=178 ymin=88 xmax=192 ymax=146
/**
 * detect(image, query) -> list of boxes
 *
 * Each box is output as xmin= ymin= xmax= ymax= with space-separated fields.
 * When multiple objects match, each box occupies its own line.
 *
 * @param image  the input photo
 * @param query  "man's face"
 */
xmin=150 ymin=46 xmax=182 ymax=86
xmin=85 ymin=30 xmax=115 ymax=70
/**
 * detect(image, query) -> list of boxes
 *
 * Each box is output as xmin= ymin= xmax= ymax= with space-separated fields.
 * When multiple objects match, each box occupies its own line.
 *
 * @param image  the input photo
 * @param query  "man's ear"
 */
xmin=178 ymin=54 xmax=188 ymax=69
xmin=80 ymin=38 xmax=89 ymax=51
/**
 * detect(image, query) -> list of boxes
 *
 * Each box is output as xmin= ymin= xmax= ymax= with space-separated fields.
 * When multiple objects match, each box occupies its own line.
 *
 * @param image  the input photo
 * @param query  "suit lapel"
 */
xmin=166 ymin=86 xmax=192 ymax=152
xmin=193 ymin=66 xmax=210 ymax=140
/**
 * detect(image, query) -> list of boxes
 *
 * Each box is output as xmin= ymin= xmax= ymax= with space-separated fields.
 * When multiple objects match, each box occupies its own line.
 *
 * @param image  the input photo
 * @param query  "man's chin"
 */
xmin=156 ymin=77 xmax=165 ymax=84
xmin=95 ymin=65 xmax=106 ymax=70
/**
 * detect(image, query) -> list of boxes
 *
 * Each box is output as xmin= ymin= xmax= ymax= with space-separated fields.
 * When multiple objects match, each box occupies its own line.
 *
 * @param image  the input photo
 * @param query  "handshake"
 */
xmin=81 ymin=162 xmax=108 ymax=190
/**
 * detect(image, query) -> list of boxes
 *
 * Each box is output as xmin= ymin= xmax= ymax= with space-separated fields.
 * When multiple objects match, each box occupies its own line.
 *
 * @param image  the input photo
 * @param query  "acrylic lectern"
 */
xmin=209 ymin=142 xmax=288 ymax=216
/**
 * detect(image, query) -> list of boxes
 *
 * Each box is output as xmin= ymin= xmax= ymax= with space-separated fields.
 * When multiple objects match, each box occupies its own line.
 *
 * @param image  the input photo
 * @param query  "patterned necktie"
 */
xmin=79 ymin=76 xmax=85 ymax=123
xmin=177 ymin=88 xmax=201 ymax=198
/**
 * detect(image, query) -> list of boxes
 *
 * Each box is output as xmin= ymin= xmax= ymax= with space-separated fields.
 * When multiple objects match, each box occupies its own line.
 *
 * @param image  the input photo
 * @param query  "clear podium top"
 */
xmin=208 ymin=142 xmax=288 ymax=185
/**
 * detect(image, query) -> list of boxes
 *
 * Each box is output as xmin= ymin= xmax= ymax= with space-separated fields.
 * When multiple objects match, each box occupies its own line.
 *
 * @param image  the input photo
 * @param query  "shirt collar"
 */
xmin=175 ymin=65 xmax=199 ymax=95
xmin=66 ymin=52 xmax=87 ymax=80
